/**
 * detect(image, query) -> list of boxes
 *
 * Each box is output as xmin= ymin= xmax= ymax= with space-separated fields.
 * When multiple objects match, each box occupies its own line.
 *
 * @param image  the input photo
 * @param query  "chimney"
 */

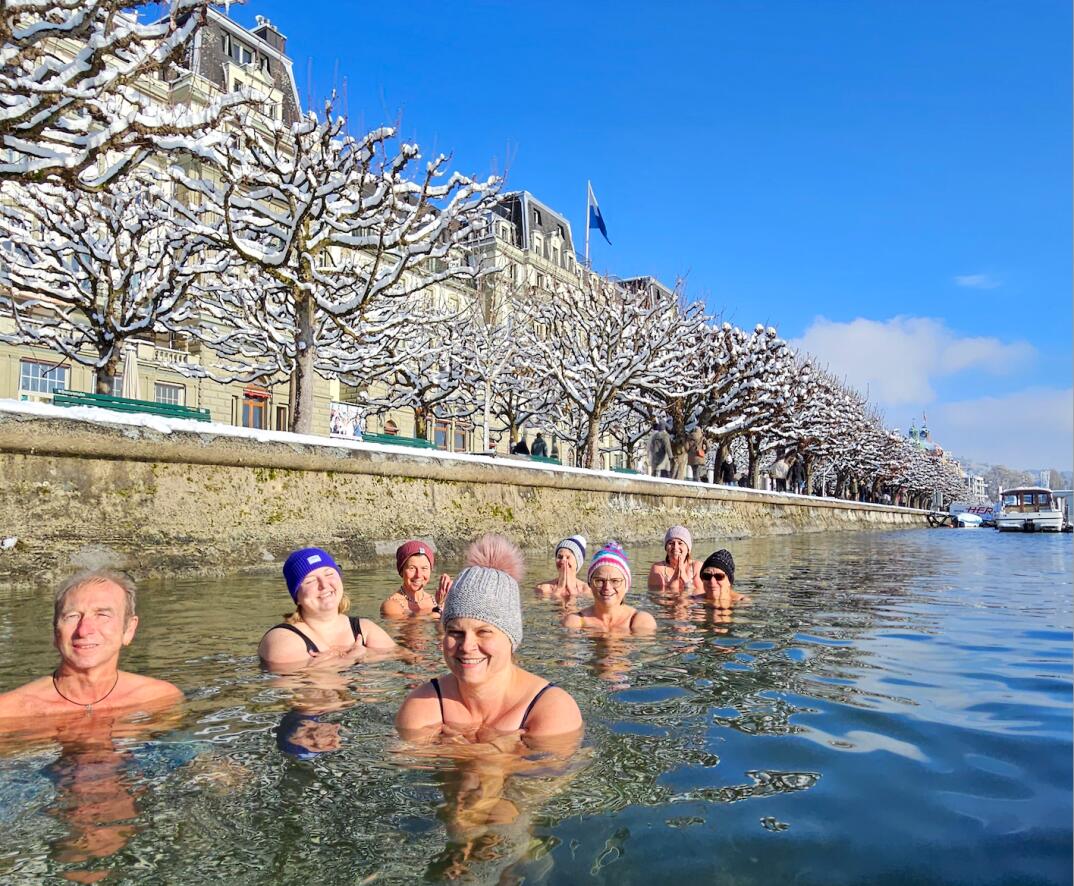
xmin=253 ymin=15 xmax=286 ymax=55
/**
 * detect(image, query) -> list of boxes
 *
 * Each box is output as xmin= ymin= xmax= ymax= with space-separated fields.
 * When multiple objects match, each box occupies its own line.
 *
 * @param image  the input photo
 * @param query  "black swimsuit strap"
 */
xmin=519 ymin=683 xmax=556 ymax=730
xmin=431 ymin=677 xmax=445 ymax=722
xmin=269 ymin=623 xmax=318 ymax=654
xmin=349 ymin=616 xmax=364 ymax=641
xmin=429 ymin=679 xmax=556 ymax=729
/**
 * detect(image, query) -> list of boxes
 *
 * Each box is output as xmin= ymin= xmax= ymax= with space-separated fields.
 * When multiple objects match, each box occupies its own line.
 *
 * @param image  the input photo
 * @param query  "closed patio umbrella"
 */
xmin=120 ymin=345 xmax=140 ymax=399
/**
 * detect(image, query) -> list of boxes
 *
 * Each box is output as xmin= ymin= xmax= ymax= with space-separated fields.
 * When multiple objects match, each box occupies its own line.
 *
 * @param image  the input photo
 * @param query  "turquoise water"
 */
xmin=0 ymin=529 xmax=1070 ymax=884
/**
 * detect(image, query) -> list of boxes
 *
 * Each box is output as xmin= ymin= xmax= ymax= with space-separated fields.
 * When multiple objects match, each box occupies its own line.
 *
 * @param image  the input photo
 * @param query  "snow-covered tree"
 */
xmin=604 ymin=397 xmax=655 ymax=470
xmin=0 ymin=1 xmax=233 ymax=186
xmin=678 ymin=322 xmax=798 ymax=486
xmin=365 ymin=301 xmax=475 ymax=439
xmin=169 ymin=106 xmax=500 ymax=433
xmin=451 ymin=282 xmax=556 ymax=450
xmin=530 ymin=273 xmax=706 ymax=469
xmin=0 ymin=173 xmax=218 ymax=391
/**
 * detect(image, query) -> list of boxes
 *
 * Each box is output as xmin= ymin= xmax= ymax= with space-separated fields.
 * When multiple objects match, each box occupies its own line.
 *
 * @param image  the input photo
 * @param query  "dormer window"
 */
xmin=534 ymin=209 xmax=543 ymax=226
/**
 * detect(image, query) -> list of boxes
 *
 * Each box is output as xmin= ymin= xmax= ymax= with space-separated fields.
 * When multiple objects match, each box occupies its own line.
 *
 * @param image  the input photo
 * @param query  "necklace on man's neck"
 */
xmin=52 ymin=671 xmax=120 ymax=714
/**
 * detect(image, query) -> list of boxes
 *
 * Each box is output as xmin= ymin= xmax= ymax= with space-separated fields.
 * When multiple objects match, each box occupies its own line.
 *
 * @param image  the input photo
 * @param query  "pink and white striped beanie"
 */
xmin=587 ymin=541 xmax=631 ymax=591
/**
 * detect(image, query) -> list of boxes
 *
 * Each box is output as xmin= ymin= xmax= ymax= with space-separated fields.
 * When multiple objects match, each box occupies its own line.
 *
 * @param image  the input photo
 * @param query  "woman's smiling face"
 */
xmin=589 ymin=565 xmax=628 ymax=608
xmin=665 ymin=538 xmax=689 ymax=563
xmin=555 ymin=549 xmax=577 ymax=573
xmin=443 ymin=617 xmax=512 ymax=684
xmin=400 ymin=555 xmax=432 ymax=594
xmin=295 ymin=566 xmax=343 ymax=615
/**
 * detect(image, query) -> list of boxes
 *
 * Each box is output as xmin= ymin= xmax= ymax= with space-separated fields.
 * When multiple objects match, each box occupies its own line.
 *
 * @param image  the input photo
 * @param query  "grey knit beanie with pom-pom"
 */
xmin=441 ymin=534 xmax=524 ymax=650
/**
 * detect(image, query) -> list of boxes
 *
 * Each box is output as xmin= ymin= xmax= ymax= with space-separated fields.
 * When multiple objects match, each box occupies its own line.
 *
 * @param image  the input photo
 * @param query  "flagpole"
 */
xmin=584 ymin=180 xmax=591 ymax=267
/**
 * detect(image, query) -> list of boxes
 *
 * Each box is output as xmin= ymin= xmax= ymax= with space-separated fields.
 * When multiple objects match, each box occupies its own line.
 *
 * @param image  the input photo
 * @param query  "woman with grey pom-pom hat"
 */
xmin=396 ymin=534 xmax=582 ymax=740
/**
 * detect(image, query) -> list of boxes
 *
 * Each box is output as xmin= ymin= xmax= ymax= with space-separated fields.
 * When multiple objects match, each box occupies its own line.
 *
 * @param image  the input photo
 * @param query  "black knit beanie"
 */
xmin=701 ymin=550 xmax=735 ymax=586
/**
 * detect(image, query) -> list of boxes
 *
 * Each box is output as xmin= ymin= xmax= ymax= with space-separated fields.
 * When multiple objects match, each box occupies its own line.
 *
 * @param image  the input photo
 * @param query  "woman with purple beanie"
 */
xmin=259 ymin=547 xmax=396 ymax=667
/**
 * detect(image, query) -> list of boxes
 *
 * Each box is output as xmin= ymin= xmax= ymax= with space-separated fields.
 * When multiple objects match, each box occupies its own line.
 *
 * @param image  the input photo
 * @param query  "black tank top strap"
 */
xmin=349 ymin=616 xmax=364 ymax=642
xmin=269 ymin=623 xmax=319 ymax=654
xmin=519 ymin=683 xmax=556 ymax=730
xmin=430 ymin=677 xmax=445 ymax=723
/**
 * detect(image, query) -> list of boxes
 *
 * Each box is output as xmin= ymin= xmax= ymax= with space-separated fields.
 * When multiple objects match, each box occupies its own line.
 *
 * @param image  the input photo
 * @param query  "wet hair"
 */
xmin=53 ymin=570 xmax=137 ymax=628
xmin=284 ymin=592 xmax=350 ymax=625
xmin=464 ymin=532 xmax=525 ymax=583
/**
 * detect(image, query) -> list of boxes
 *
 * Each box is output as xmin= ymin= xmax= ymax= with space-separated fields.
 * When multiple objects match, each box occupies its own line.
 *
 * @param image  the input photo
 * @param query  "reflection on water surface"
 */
xmin=0 ymin=530 xmax=1070 ymax=884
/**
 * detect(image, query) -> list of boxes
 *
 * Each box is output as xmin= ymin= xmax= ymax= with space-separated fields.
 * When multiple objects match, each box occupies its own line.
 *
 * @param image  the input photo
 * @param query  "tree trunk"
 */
xmin=668 ymin=408 xmax=688 ymax=479
xmin=482 ymin=379 xmax=491 ymax=450
xmin=803 ymin=455 xmax=814 ymax=496
xmin=747 ymin=436 xmax=762 ymax=488
xmin=414 ymin=407 xmax=429 ymax=440
xmin=290 ymin=296 xmax=317 ymax=434
xmin=95 ymin=352 xmax=120 ymax=395
xmin=582 ymin=418 xmax=600 ymax=469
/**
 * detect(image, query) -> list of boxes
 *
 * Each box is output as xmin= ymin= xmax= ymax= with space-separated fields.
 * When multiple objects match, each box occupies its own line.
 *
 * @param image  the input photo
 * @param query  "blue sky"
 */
xmin=224 ymin=0 xmax=1071 ymax=471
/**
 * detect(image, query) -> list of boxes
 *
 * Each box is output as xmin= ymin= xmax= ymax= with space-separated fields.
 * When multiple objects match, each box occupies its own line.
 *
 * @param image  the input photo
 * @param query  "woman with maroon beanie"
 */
xmin=381 ymin=540 xmax=454 ymax=618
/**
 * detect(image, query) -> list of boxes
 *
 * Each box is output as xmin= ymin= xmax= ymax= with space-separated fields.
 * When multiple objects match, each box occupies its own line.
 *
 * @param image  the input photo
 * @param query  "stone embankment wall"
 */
xmin=0 ymin=408 xmax=928 ymax=580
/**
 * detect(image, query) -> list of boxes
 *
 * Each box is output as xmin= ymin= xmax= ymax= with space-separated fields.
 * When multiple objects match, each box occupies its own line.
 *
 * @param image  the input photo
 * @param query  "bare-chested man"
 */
xmin=0 ymin=570 xmax=182 ymax=724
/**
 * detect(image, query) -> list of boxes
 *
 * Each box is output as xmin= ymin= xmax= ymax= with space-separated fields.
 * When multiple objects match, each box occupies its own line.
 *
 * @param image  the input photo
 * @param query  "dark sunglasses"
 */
xmin=700 ymin=571 xmax=728 ymax=582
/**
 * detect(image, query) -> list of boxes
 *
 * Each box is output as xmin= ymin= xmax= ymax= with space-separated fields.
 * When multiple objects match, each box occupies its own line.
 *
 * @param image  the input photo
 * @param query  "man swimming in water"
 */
xmin=0 ymin=570 xmax=182 ymax=724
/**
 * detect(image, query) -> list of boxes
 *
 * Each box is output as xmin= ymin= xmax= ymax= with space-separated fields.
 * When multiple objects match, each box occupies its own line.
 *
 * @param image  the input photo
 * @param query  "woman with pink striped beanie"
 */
xmin=562 ymin=542 xmax=656 ymax=634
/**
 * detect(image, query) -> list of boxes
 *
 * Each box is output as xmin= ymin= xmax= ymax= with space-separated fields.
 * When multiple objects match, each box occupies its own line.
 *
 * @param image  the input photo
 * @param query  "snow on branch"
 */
xmin=0 ymin=171 xmax=219 ymax=391
xmin=168 ymin=105 xmax=501 ymax=433
xmin=0 ymin=1 xmax=240 ymax=187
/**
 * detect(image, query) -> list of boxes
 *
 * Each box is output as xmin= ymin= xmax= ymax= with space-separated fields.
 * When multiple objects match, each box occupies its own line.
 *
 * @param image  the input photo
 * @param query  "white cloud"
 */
xmin=790 ymin=316 xmax=1035 ymax=405
xmin=935 ymin=388 xmax=1073 ymax=470
xmin=954 ymin=273 xmax=1001 ymax=289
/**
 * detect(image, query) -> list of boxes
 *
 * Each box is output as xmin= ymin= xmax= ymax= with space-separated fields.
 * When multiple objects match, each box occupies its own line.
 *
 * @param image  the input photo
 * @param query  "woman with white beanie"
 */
xmin=533 ymin=535 xmax=590 ymax=600
xmin=648 ymin=525 xmax=702 ymax=594
xmin=396 ymin=534 xmax=582 ymax=739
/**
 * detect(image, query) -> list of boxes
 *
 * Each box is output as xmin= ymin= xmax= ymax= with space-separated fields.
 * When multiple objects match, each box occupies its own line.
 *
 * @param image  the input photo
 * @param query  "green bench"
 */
xmin=529 ymin=454 xmax=562 ymax=465
xmin=53 ymin=390 xmax=212 ymax=422
xmin=362 ymin=431 xmax=437 ymax=449
xmin=612 ymin=466 xmax=642 ymax=475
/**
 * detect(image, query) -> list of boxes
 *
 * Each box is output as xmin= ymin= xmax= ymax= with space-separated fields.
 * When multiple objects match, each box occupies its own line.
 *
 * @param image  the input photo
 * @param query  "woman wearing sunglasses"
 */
xmin=562 ymin=542 xmax=656 ymax=634
xmin=695 ymin=550 xmax=748 ymax=608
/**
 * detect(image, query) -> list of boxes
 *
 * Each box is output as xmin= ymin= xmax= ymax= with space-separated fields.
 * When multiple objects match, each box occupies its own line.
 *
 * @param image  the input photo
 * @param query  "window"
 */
xmin=19 ymin=360 xmax=67 ymax=395
xmin=453 ymin=425 xmax=470 ymax=452
xmin=275 ymin=405 xmax=288 ymax=430
xmin=259 ymin=55 xmax=272 ymax=74
xmin=154 ymin=382 xmax=185 ymax=406
xmin=241 ymin=385 xmax=269 ymax=429
xmin=534 ymin=209 xmax=543 ymax=226
xmin=383 ymin=419 xmax=399 ymax=436
xmin=434 ymin=419 xmax=450 ymax=449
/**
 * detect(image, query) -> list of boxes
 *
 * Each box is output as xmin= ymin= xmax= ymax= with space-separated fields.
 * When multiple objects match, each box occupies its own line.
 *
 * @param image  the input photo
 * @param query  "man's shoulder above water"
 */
xmin=0 ymin=671 xmax=183 ymax=723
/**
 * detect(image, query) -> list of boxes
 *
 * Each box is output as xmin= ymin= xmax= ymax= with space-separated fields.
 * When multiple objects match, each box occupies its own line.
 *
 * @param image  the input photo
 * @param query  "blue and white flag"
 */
xmin=588 ymin=181 xmax=611 ymax=245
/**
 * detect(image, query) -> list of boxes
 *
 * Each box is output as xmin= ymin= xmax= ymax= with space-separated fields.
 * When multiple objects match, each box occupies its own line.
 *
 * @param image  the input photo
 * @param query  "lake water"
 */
xmin=0 ymin=529 xmax=1070 ymax=884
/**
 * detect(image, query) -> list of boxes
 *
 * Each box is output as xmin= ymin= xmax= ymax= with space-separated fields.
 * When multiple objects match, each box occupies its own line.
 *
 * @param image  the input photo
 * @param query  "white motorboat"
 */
xmin=955 ymin=512 xmax=983 ymax=528
xmin=995 ymin=487 xmax=1065 ymax=532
